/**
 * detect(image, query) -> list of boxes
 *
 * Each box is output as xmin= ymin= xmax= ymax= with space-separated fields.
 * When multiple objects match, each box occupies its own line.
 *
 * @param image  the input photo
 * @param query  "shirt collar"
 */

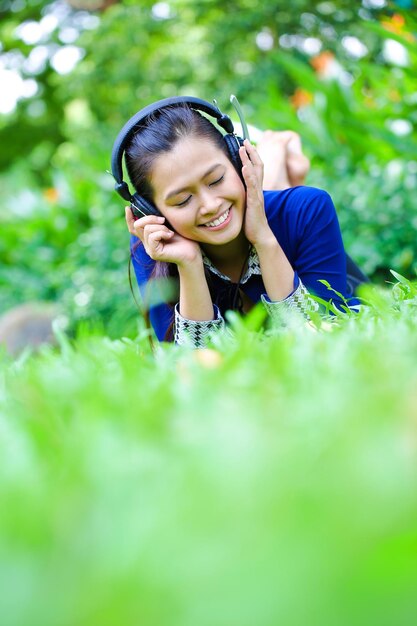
xmin=202 ymin=245 xmax=261 ymax=284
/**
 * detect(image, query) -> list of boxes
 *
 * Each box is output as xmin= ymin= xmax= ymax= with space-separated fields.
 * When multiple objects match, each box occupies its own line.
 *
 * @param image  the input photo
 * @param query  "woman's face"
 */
xmin=150 ymin=136 xmax=246 ymax=246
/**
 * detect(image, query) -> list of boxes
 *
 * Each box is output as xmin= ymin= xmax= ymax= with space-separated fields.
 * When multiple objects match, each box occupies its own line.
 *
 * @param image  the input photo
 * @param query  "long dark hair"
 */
xmin=125 ymin=104 xmax=234 ymax=340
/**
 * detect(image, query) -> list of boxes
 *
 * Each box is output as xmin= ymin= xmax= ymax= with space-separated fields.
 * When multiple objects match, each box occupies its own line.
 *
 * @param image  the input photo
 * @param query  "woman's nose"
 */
xmin=199 ymin=190 xmax=221 ymax=215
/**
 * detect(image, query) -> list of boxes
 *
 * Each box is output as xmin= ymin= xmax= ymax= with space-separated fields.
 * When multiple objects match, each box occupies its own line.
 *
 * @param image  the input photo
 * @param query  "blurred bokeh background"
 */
xmin=1 ymin=0 xmax=416 ymax=337
xmin=2 ymin=5 xmax=417 ymax=624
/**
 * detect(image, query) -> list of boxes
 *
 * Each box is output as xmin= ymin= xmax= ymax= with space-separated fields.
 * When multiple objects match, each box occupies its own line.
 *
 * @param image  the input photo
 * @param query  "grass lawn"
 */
xmin=1 ymin=278 xmax=417 ymax=626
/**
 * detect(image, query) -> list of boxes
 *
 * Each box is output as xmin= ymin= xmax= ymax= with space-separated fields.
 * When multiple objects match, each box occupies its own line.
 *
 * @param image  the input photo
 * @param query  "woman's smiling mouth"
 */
xmin=201 ymin=207 xmax=231 ymax=229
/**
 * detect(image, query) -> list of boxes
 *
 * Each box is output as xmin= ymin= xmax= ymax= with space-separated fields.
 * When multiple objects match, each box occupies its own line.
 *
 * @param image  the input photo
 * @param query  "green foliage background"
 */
xmin=1 ymin=0 xmax=417 ymax=334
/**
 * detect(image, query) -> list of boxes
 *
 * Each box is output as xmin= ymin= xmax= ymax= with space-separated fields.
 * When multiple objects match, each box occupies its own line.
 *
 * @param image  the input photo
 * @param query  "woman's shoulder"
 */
xmin=264 ymin=186 xmax=335 ymax=223
xmin=264 ymin=185 xmax=332 ymax=207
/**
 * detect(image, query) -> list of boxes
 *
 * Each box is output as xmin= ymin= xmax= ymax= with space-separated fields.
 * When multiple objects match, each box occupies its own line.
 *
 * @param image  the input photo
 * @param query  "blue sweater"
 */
xmin=131 ymin=186 xmax=360 ymax=341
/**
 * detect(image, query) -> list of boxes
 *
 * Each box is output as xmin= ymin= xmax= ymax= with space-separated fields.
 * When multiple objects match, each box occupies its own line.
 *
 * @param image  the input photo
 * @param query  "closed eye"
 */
xmin=209 ymin=175 xmax=224 ymax=186
xmin=174 ymin=174 xmax=224 ymax=206
xmin=176 ymin=195 xmax=192 ymax=207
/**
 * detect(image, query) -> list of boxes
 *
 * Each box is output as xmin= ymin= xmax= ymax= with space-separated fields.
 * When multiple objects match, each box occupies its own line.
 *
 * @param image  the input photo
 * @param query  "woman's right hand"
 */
xmin=125 ymin=208 xmax=202 ymax=267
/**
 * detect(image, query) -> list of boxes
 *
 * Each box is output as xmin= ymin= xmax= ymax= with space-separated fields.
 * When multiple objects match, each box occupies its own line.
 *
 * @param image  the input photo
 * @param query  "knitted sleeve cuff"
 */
xmin=174 ymin=304 xmax=226 ymax=347
xmin=261 ymin=277 xmax=319 ymax=326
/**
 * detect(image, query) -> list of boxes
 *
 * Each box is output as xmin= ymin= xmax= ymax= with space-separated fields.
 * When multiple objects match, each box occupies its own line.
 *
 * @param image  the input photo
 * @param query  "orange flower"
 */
xmin=290 ymin=88 xmax=313 ymax=110
xmin=382 ymin=13 xmax=405 ymax=34
xmin=310 ymin=51 xmax=335 ymax=75
xmin=381 ymin=13 xmax=414 ymax=41
xmin=43 ymin=188 xmax=59 ymax=203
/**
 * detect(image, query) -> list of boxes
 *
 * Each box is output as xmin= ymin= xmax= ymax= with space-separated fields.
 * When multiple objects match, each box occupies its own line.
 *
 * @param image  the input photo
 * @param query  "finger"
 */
xmin=128 ymin=212 xmax=166 ymax=238
xmin=239 ymin=144 xmax=250 ymax=165
xmin=135 ymin=214 xmax=166 ymax=228
xmin=147 ymin=229 xmax=174 ymax=243
xmin=241 ymin=165 xmax=263 ymax=196
xmin=125 ymin=206 xmax=135 ymax=231
xmin=240 ymin=148 xmax=264 ymax=188
xmin=146 ymin=229 xmax=174 ymax=253
xmin=243 ymin=139 xmax=263 ymax=167
xmin=240 ymin=142 xmax=263 ymax=171
xmin=239 ymin=145 xmax=258 ymax=172
xmin=143 ymin=223 xmax=174 ymax=240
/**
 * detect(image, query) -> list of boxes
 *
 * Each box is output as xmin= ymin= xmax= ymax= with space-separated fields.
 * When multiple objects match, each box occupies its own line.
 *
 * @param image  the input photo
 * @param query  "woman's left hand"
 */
xmin=239 ymin=139 xmax=274 ymax=246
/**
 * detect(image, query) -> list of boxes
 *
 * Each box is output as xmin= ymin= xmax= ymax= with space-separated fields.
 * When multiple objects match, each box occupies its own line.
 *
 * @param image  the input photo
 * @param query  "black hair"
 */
xmin=125 ymin=104 xmax=230 ymax=206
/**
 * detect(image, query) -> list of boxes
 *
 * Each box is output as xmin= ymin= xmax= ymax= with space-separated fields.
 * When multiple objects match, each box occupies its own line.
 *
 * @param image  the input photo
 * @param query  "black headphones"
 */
xmin=110 ymin=96 xmax=245 ymax=218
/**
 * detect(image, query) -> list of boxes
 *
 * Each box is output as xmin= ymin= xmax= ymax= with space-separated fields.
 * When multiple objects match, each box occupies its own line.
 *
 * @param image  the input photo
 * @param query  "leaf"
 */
xmin=390 ymin=269 xmax=411 ymax=285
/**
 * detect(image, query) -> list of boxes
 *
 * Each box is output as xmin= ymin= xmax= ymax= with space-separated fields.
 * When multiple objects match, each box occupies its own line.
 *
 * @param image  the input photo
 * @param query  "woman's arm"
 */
xmin=254 ymin=237 xmax=295 ymax=302
xmin=240 ymin=142 xmax=323 ymax=325
xmin=240 ymin=140 xmax=296 ymax=302
xmin=175 ymin=261 xmax=226 ymax=346
xmin=126 ymin=209 xmax=210 ymax=316
xmin=263 ymin=185 xmax=360 ymax=313
xmin=177 ymin=259 xmax=214 ymax=321
xmin=126 ymin=209 xmax=225 ymax=345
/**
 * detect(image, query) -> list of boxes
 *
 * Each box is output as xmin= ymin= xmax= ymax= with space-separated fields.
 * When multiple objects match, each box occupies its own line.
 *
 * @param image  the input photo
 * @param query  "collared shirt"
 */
xmin=174 ymin=246 xmax=319 ymax=347
xmin=201 ymin=245 xmax=261 ymax=284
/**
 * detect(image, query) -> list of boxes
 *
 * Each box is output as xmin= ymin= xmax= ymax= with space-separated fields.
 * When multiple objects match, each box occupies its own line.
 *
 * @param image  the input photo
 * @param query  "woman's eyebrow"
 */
xmin=165 ymin=163 xmax=223 ymax=200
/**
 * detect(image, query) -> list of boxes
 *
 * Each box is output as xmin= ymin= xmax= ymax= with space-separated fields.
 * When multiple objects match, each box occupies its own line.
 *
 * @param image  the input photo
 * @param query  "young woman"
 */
xmin=119 ymin=100 xmax=363 ymax=346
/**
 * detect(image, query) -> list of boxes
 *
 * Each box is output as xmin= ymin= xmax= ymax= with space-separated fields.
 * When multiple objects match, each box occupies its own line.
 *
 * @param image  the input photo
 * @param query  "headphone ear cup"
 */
xmin=223 ymin=134 xmax=244 ymax=180
xmin=131 ymin=193 xmax=162 ymax=219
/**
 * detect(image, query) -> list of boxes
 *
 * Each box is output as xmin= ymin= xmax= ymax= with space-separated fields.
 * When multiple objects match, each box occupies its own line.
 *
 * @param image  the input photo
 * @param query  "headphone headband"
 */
xmin=111 ymin=96 xmax=236 ymax=191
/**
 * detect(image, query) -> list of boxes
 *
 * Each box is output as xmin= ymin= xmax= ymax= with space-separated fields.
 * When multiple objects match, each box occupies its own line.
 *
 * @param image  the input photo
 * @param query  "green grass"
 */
xmin=1 ymin=277 xmax=417 ymax=626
